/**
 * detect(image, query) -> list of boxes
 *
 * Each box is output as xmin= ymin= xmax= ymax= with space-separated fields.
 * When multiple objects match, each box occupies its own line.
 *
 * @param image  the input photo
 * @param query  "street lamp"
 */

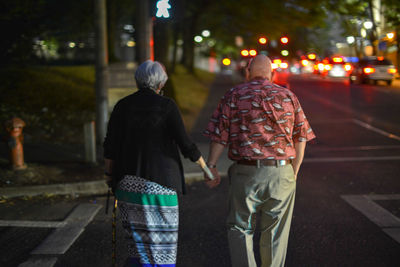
xmin=202 ymin=30 xmax=210 ymax=37
xmin=281 ymin=50 xmax=289 ymax=56
xmin=346 ymin=36 xmax=355 ymax=57
xmin=363 ymin=21 xmax=373 ymax=30
xmin=194 ymin=36 xmax=203 ymax=43
xmin=258 ymin=37 xmax=267 ymax=45
xmin=387 ymin=32 xmax=395 ymax=40
xmin=346 ymin=36 xmax=355 ymax=44
xmin=280 ymin=36 xmax=289 ymax=44
xmin=249 ymin=49 xmax=257 ymax=56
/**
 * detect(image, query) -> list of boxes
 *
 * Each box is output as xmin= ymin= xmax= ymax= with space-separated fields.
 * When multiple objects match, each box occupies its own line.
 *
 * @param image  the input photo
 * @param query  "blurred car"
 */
xmin=321 ymin=57 xmax=352 ymax=78
xmin=272 ymin=58 xmax=290 ymax=87
xmin=349 ymin=56 xmax=397 ymax=85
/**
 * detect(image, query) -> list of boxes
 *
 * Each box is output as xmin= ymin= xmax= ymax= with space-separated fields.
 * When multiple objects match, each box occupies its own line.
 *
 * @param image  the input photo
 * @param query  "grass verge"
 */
xmin=169 ymin=65 xmax=215 ymax=131
xmin=0 ymin=66 xmax=95 ymax=143
xmin=0 ymin=64 xmax=214 ymax=143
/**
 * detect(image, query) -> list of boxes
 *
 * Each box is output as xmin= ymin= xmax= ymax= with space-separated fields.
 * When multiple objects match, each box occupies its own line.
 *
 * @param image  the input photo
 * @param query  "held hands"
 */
xmin=195 ymin=156 xmax=221 ymax=188
xmin=204 ymin=166 xmax=221 ymax=188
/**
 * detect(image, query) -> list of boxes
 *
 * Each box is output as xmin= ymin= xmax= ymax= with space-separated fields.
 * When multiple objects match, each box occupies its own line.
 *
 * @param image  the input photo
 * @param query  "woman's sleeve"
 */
xmin=103 ymin=102 xmax=123 ymax=160
xmin=167 ymin=99 xmax=201 ymax=162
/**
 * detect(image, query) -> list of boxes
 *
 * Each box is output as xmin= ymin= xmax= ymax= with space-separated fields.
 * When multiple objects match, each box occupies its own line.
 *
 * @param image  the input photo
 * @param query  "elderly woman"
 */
xmin=104 ymin=60 xmax=203 ymax=267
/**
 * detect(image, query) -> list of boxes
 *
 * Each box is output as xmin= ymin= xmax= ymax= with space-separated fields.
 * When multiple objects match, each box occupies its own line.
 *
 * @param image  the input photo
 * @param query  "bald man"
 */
xmin=203 ymin=55 xmax=315 ymax=267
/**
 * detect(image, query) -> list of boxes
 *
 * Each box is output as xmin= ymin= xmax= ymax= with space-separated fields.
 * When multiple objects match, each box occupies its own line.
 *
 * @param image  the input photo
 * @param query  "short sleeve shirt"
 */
xmin=203 ymin=78 xmax=316 ymax=161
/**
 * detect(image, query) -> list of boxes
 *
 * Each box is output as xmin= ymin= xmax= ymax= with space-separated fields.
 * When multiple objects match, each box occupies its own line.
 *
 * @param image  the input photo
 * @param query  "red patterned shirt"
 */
xmin=204 ymin=78 xmax=316 ymax=160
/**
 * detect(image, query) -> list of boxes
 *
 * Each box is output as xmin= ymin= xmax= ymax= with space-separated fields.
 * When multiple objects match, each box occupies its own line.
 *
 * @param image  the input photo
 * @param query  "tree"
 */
xmin=382 ymin=0 xmax=400 ymax=70
xmin=0 ymin=1 xmax=46 ymax=65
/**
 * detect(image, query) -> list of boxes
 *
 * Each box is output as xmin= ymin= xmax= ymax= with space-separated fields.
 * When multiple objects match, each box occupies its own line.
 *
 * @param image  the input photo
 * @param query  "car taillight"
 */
xmin=317 ymin=63 xmax=324 ymax=71
xmin=280 ymin=62 xmax=288 ymax=69
xmin=301 ymin=59 xmax=308 ymax=66
xmin=324 ymin=64 xmax=332 ymax=71
xmin=388 ymin=68 xmax=397 ymax=74
xmin=363 ymin=67 xmax=375 ymax=74
xmin=271 ymin=63 xmax=278 ymax=70
xmin=344 ymin=64 xmax=352 ymax=71
xmin=332 ymin=57 xmax=343 ymax=63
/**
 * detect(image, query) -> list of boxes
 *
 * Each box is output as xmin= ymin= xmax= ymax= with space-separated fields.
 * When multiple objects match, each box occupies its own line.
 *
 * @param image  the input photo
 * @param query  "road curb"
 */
xmin=0 ymin=172 xmax=227 ymax=199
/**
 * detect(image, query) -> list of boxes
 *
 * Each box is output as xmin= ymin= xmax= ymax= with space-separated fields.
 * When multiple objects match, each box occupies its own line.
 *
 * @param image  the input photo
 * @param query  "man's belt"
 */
xmin=237 ymin=159 xmax=292 ymax=167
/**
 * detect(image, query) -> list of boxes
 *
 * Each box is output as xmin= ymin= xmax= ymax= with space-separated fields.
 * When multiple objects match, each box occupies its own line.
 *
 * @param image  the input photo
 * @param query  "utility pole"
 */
xmin=136 ymin=0 xmax=151 ymax=63
xmin=95 ymin=0 xmax=109 ymax=146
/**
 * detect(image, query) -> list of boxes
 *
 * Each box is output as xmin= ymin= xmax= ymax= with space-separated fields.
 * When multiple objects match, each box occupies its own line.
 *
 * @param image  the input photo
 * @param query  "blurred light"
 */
xmin=207 ymin=40 xmax=216 ymax=47
xmin=346 ymin=36 xmax=355 ymax=44
xmin=280 ymin=36 xmax=289 ymax=44
xmin=280 ymin=62 xmax=288 ymax=69
xmin=202 ymin=30 xmax=210 ymax=37
xmin=336 ymin=43 xmax=346 ymax=49
xmin=235 ymin=36 xmax=243 ymax=47
xmin=332 ymin=57 xmax=343 ymax=63
xmin=388 ymin=68 xmax=397 ymax=74
xmin=387 ymin=32 xmax=395 ymax=40
xmin=249 ymin=49 xmax=257 ymax=56
xmin=123 ymin=24 xmax=134 ymax=32
xmin=344 ymin=57 xmax=359 ymax=63
xmin=363 ymin=21 xmax=373 ymax=29
xmin=177 ymin=39 xmax=183 ymax=46
xmin=156 ymin=0 xmax=171 ymax=18
xmin=344 ymin=64 xmax=352 ymax=71
xmin=68 ymin=42 xmax=76 ymax=48
xmin=273 ymin=59 xmax=282 ymax=65
xmin=377 ymin=56 xmax=384 ymax=61
xmin=241 ymin=49 xmax=249 ymax=57
xmin=324 ymin=64 xmax=332 ymax=71
xmin=271 ymin=63 xmax=278 ymax=70
xmin=127 ymin=41 xmax=136 ymax=47
xmin=194 ymin=36 xmax=203 ymax=43
xmin=317 ymin=63 xmax=325 ymax=71
xmin=361 ymin=28 xmax=367 ymax=38
xmin=259 ymin=37 xmax=267 ymax=44
xmin=301 ymin=59 xmax=309 ymax=66
xmin=307 ymin=53 xmax=316 ymax=60
xmin=363 ymin=67 xmax=375 ymax=74
xmin=281 ymin=50 xmax=289 ymax=56
xmin=222 ymin=58 xmax=231 ymax=66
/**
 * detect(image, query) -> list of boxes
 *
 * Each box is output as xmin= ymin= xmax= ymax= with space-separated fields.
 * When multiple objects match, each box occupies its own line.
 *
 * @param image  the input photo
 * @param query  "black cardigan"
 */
xmin=103 ymin=88 xmax=201 ymax=194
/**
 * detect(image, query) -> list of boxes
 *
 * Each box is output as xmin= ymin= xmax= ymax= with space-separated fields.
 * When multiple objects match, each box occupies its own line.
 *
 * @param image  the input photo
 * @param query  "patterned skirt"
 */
xmin=116 ymin=175 xmax=179 ymax=267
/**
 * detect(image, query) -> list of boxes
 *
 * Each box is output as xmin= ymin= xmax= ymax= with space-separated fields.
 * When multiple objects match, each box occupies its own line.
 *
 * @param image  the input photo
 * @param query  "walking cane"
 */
xmin=112 ymin=197 xmax=118 ymax=267
xmin=105 ymin=187 xmax=111 ymax=214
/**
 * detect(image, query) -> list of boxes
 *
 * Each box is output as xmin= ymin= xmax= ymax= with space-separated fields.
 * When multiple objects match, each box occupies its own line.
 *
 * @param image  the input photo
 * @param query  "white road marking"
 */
xmin=18 ymin=257 xmax=58 ymax=267
xmin=12 ymin=203 xmax=101 ymax=267
xmin=31 ymin=203 xmax=101 ymax=255
xmin=0 ymin=220 xmax=66 ymax=228
xmin=353 ymin=119 xmax=400 ymax=141
xmin=304 ymin=156 xmax=400 ymax=163
xmin=341 ymin=194 xmax=400 ymax=244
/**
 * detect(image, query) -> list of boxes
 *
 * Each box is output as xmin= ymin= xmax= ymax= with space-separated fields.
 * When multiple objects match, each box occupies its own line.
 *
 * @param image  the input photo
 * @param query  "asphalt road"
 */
xmin=1 ymin=73 xmax=400 ymax=267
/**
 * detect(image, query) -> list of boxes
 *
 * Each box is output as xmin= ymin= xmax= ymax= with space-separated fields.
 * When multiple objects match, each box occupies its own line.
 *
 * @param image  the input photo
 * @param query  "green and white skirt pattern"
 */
xmin=116 ymin=175 xmax=178 ymax=267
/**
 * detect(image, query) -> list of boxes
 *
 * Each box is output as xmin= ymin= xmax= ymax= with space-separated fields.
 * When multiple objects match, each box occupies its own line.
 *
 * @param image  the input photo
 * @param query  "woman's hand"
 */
xmin=204 ymin=167 xmax=221 ymax=188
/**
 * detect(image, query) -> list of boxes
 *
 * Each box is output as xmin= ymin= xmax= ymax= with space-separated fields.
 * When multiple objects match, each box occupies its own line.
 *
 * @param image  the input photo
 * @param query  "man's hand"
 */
xmin=204 ymin=167 xmax=221 ymax=188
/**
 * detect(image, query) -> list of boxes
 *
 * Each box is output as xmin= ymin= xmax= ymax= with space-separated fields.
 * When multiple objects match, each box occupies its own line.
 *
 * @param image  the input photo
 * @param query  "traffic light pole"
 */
xmin=136 ymin=0 xmax=151 ymax=63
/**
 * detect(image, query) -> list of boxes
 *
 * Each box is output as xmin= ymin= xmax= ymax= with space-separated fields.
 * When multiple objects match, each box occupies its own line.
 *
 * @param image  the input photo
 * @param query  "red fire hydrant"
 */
xmin=4 ymin=118 xmax=27 ymax=170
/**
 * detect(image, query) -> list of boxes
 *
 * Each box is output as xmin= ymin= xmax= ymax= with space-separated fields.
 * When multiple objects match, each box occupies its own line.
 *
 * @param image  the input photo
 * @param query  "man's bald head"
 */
xmin=248 ymin=55 xmax=272 ymax=81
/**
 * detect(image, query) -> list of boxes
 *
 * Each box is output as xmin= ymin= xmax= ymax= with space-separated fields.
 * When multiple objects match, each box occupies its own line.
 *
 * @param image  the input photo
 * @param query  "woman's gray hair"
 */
xmin=135 ymin=60 xmax=168 ymax=91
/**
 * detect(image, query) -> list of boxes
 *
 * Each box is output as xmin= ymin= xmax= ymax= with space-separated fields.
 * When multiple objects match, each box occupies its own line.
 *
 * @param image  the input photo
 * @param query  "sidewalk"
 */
xmin=0 ymin=70 xmax=241 ymax=199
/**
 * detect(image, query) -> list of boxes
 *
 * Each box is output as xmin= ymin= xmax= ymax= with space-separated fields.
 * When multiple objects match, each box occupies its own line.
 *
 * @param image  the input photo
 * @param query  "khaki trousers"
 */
xmin=227 ymin=163 xmax=296 ymax=267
